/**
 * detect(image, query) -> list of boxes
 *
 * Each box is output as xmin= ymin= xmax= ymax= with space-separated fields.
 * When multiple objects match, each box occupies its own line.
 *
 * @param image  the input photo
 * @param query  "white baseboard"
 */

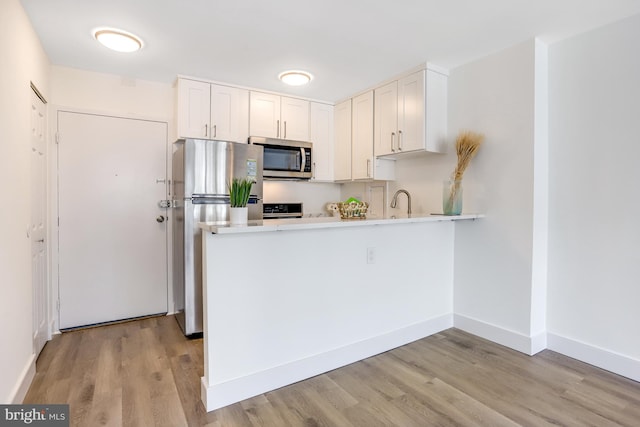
xmin=547 ymin=333 xmax=640 ymax=382
xmin=201 ymin=314 xmax=453 ymax=411
xmin=454 ymin=314 xmax=546 ymax=356
xmin=10 ymin=353 xmax=36 ymax=404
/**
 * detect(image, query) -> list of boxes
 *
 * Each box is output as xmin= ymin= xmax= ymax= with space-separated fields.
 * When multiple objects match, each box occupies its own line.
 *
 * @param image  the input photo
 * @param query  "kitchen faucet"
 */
xmin=390 ymin=189 xmax=412 ymax=216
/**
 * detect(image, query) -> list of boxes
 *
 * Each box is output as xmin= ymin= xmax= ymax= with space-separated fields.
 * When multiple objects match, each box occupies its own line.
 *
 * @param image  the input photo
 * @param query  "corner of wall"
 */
xmin=454 ymin=314 xmax=545 ymax=356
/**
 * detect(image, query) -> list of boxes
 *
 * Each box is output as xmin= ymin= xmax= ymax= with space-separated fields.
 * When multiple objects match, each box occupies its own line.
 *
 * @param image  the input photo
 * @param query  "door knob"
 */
xmin=156 ymin=215 xmax=165 ymax=223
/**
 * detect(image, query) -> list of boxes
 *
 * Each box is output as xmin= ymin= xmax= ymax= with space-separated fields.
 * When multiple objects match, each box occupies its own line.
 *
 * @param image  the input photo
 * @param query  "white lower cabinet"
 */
xmin=309 ymin=102 xmax=334 ymax=181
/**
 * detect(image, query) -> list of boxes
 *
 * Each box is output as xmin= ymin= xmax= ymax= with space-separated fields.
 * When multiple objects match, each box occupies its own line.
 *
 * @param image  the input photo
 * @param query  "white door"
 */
xmin=57 ymin=111 xmax=168 ymax=329
xmin=31 ymin=89 xmax=48 ymax=355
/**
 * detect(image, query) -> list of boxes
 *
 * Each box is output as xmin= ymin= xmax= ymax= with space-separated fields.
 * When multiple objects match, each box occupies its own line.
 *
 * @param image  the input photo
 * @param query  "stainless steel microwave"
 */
xmin=249 ymin=136 xmax=312 ymax=179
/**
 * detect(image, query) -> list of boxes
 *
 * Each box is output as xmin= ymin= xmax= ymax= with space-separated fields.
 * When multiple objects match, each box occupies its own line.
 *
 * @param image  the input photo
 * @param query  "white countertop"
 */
xmin=199 ymin=213 xmax=483 ymax=234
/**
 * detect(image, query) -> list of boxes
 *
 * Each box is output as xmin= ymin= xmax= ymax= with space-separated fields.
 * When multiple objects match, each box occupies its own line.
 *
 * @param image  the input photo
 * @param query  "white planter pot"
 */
xmin=229 ymin=207 xmax=248 ymax=225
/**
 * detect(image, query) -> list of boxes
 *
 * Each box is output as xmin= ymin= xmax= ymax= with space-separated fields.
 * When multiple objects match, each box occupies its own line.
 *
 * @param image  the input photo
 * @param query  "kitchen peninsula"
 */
xmin=199 ymin=214 xmax=481 ymax=411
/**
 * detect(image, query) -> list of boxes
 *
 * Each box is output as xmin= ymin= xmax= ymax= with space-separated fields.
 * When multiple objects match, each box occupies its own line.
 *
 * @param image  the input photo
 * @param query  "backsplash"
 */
xmin=263 ymin=181 xmax=342 ymax=217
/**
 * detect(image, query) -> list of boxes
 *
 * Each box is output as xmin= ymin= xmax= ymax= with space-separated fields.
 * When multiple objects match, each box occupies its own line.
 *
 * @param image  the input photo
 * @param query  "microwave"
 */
xmin=249 ymin=136 xmax=312 ymax=179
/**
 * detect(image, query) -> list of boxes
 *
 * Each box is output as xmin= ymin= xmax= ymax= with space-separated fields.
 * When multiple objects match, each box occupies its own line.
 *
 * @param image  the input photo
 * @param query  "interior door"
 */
xmin=31 ymin=88 xmax=48 ymax=355
xmin=57 ymin=111 xmax=168 ymax=329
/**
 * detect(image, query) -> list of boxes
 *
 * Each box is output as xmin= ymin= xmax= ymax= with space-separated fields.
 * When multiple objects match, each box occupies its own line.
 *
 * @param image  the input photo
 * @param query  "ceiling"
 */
xmin=20 ymin=0 xmax=640 ymax=102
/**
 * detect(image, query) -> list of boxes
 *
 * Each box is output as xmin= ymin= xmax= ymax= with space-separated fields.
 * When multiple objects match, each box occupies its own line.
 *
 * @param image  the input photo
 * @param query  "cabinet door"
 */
xmin=249 ymin=91 xmax=281 ymax=138
xmin=177 ymin=79 xmax=211 ymax=139
xmin=351 ymin=91 xmax=374 ymax=180
xmin=425 ymin=69 xmax=448 ymax=153
xmin=397 ymin=71 xmax=426 ymax=153
xmin=310 ymin=102 xmax=334 ymax=181
xmin=334 ymin=99 xmax=352 ymax=181
xmin=374 ymin=81 xmax=398 ymax=156
xmin=281 ymin=96 xmax=310 ymax=141
xmin=211 ymin=84 xmax=249 ymax=143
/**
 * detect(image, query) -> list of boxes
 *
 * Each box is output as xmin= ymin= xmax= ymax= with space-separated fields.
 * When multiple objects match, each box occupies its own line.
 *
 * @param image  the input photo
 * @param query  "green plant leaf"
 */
xmin=228 ymin=177 xmax=254 ymax=207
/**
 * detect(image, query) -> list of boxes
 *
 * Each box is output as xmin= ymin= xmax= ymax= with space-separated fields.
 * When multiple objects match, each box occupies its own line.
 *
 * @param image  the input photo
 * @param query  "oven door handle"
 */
xmin=300 ymin=147 xmax=306 ymax=173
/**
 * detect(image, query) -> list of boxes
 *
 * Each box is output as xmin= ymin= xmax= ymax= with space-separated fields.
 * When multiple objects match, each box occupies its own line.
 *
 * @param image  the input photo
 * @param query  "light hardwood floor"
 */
xmin=24 ymin=315 xmax=640 ymax=426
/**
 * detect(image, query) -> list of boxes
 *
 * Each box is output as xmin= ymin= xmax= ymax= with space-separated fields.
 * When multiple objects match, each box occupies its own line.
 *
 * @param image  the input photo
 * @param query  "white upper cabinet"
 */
xmin=351 ymin=91 xmax=374 ymax=180
xmin=309 ymin=102 xmax=334 ymax=182
xmin=373 ymin=67 xmax=448 ymax=158
xmin=351 ymin=91 xmax=394 ymax=181
xmin=210 ymin=84 xmax=249 ymax=143
xmin=177 ymin=78 xmax=249 ymax=143
xmin=249 ymin=92 xmax=310 ymax=141
xmin=249 ymin=92 xmax=281 ymax=138
xmin=374 ymin=80 xmax=398 ymax=157
xmin=423 ymin=69 xmax=448 ymax=154
xmin=397 ymin=71 xmax=424 ymax=153
xmin=333 ymin=99 xmax=352 ymax=181
xmin=177 ymin=79 xmax=210 ymax=139
xmin=281 ymin=97 xmax=310 ymax=141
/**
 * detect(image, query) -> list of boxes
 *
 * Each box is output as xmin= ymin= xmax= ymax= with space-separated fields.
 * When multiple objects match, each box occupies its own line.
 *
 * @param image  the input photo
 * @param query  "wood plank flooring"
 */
xmin=24 ymin=315 xmax=640 ymax=426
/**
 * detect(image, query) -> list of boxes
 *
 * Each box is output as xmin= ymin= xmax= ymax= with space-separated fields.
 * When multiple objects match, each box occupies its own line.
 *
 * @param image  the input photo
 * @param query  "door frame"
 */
xmin=48 ymin=106 xmax=174 ymax=333
xmin=30 ymin=84 xmax=50 ymax=354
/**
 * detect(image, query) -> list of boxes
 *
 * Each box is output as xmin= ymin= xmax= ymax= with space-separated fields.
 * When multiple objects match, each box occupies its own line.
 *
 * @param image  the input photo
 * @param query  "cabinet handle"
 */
xmin=284 ymin=121 xmax=287 ymax=139
xmin=366 ymin=159 xmax=371 ymax=178
xmin=213 ymin=124 xmax=217 ymax=138
xmin=277 ymin=120 xmax=280 ymax=138
xmin=391 ymin=132 xmax=396 ymax=152
xmin=205 ymin=124 xmax=208 ymax=137
xmin=312 ymin=162 xmax=316 ymax=179
xmin=398 ymin=130 xmax=403 ymax=151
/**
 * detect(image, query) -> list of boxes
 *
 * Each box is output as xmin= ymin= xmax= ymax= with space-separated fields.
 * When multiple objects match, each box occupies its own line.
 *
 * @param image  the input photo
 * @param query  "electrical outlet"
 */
xmin=367 ymin=247 xmax=376 ymax=264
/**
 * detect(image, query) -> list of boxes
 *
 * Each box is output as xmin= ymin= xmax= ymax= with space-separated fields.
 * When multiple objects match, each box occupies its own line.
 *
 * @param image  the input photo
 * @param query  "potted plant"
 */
xmin=228 ymin=177 xmax=254 ymax=225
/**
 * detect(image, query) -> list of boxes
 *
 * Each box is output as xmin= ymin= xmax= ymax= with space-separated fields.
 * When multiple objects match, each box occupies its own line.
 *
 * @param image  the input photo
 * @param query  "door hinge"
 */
xmin=55 ymin=132 xmax=59 ymax=144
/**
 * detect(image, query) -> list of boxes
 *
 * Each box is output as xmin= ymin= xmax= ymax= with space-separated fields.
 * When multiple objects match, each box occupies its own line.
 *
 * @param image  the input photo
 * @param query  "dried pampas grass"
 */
xmin=443 ymin=131 xmax=484 ymax=215
xmin=452 ymin=131 xmax=484 ymax=181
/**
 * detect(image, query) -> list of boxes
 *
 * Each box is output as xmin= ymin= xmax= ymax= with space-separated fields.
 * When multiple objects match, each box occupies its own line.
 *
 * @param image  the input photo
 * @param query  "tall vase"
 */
xmin=443 ymin=180 xmax=463 ymax=215
xmin=229 ymin=207 xmax=248 ymax=225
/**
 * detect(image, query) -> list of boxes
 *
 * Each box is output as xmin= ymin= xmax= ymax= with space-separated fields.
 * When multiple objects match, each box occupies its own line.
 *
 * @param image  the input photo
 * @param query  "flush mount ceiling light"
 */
xmin=278 ymin=70 xmax=313 ymax=86
xmin=93 ymin=28 xmax=143 ymax=53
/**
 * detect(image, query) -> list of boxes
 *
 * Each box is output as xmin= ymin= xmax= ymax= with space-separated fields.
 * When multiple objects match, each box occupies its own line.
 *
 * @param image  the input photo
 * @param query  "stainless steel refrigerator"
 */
xmin=172 ymin=139 xmax=263 ymax=335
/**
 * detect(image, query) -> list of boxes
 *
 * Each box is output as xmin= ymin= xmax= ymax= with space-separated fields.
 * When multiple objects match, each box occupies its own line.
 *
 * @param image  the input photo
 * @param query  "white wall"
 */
xmin=448 ymin=40 xmax=547 ymax=353
xmin=547 ymin=13 xmax=640 ymax=375
xmin=0 ymin=0 xmax=50 ymax=403
xmin=51 ymin=66 xmax=174 ymax=121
